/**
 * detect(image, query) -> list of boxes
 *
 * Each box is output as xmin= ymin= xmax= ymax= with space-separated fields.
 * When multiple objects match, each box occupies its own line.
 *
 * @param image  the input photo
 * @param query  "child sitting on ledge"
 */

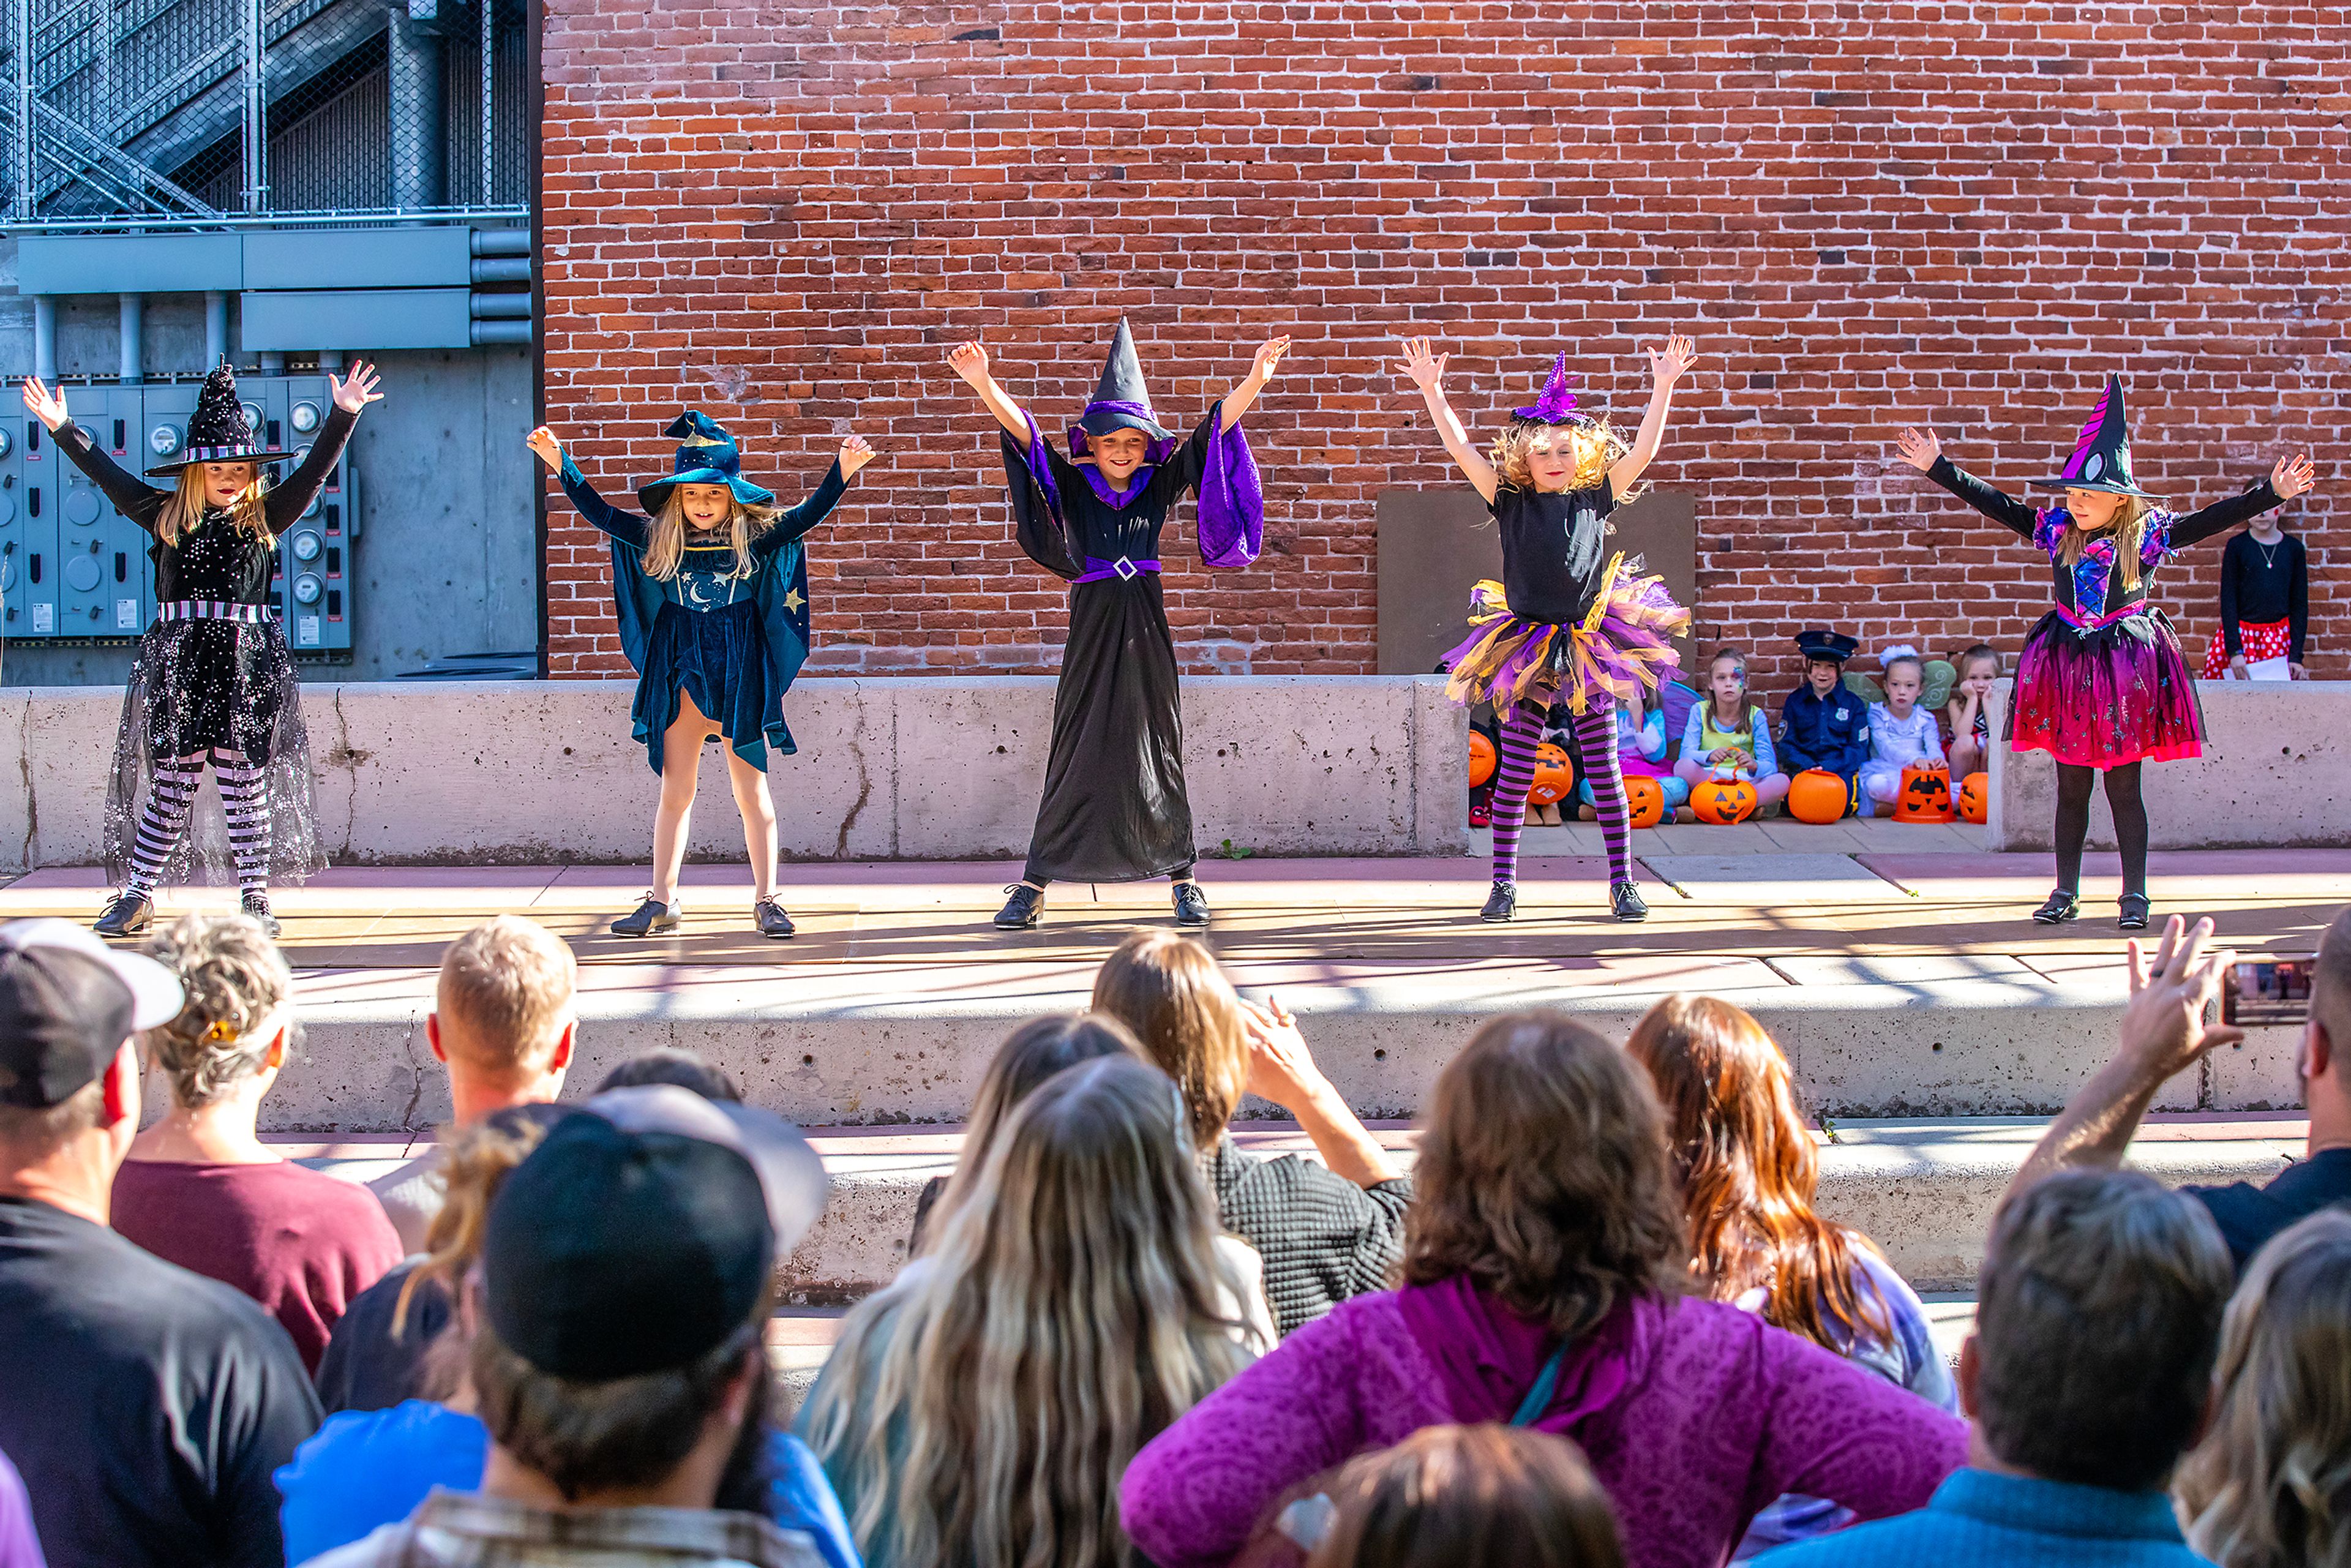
xmin=1859 ymin=645 xmax=1946 ymax=815
xmin=1676 ymin=647 xmax=1791 ymax=812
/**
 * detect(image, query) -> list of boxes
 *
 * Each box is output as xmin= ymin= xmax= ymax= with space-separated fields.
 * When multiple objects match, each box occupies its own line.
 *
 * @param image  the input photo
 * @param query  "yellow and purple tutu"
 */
xmin=1442 ymin=553 xmax=1689 ymax=716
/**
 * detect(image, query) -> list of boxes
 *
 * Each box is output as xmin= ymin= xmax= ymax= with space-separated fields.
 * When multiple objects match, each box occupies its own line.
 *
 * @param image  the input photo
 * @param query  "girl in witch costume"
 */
xmin=528 ymin=415 xmax=872 ymax=939
xmin=948 ymin=319 xmax=1284 ymax=931
xmin=1897 ymin=377 xmax=2317 ymax=928
xmin=1400 ymin=336 xmax=1697 ymax=923
xmin=20 ymin=361 xmax=381 ymax=939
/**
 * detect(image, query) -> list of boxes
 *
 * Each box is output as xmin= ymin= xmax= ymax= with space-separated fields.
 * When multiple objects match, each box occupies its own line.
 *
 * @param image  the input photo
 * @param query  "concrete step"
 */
xmin=286 ymin=1112 xmax=2306 ymax=1300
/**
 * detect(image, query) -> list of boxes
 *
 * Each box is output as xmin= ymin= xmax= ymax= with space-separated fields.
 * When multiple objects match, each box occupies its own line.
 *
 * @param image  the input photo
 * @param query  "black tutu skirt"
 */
xmin=633 ymin=598 xmax=789 ymax=774
xmin=103 ymin=617 xmax=326 ymax=887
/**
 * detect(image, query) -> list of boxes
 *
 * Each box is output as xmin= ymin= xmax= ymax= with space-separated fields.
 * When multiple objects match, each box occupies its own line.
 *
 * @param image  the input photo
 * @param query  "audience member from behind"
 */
xmin=1756 ymin=1169 xmax=2232 ymax=1568
xmin=1094 ymin=929 xmax=1411 ymax=1336
xmin=369 ymin=915 xmax=577 ymax=1253
xmin=1629 ymin=994 xmax=1956 ymax=1556
xmin=309 ymin=1086 xmax=834 ymax=1567
xmin=594 ymin=1045 xmax=743 ymax=1100
xmin=284 ymin=1091 xmax=857 ymax=1568
xmin=797 ymin=1054 xmax=1253 ymax=1568
xmin=2173 ymin=1210 xmax=2351 ymax=1568
xmin=1298 ymin=1424 xmax=1624 ymax=1568
xmin=906 ymin=1011 xmax=1142 ymax=1257
xmin=1121 ymin=1011 xmax=1967 ymax=1568
xmin=2008 ymin=910 xmax=2351 ymax=1272
xmin=110 ymin=911 xmax=402 ymax=1373
xmin=0 ymin=919 xmax=319 ymax=1568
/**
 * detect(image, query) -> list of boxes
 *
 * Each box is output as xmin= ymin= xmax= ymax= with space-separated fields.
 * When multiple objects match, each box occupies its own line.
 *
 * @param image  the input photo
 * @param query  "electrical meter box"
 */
xmin=12 ymin=373 xmax=359 ymax=656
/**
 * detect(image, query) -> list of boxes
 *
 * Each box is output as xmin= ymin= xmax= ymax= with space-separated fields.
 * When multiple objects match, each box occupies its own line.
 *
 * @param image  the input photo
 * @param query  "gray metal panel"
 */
xmin=242 ymin=228 xmax=473 ymax=291
xmin=15 ymin=234 xmax=243 ymax=296
xmin=240 ymin=289 xmax=473 ymax=350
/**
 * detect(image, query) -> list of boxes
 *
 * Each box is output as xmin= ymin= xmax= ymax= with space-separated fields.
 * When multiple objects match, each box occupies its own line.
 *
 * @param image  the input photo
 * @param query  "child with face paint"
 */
xmin=951 ymin=320 xmax=1284 ymax=932
xmin=530 ymin=415 xmax=873 ymax=939
xmin=1898 ymin=378 xmax=2317 ymax=928
xmin=1401 ymin=336 xmax=1698 ymax=923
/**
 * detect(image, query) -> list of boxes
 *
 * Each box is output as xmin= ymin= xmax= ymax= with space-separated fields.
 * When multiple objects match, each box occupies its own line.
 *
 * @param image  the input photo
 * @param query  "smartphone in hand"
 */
xmin=2222 ymin=958 xmax=2315 ymax=1028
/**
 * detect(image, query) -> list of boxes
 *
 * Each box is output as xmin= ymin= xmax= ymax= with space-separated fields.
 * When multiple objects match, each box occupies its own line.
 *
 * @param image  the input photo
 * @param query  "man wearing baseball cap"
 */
xmin=310 ymin=1086 xmax=833 ymax=1567
xmin=0 ymin=918 xmax=320 ymax=1568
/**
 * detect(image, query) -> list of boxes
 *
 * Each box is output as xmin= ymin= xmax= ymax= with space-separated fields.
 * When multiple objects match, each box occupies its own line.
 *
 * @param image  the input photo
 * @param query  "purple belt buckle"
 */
xmin=1113 ymin=555 xmax=1139 ymax=581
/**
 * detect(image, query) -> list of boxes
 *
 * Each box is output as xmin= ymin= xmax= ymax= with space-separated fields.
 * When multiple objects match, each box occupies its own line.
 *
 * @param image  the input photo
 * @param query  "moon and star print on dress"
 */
xmin=997 ymin=318 xmax=1264 ymax=889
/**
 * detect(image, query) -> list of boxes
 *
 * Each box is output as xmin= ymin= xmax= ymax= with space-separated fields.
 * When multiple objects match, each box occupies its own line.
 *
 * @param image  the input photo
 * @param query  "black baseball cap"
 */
xmin=481 ymin=1085 xmax=827 ymax=1382
xmin=0 ymin=918 xmax=184 ymax=1109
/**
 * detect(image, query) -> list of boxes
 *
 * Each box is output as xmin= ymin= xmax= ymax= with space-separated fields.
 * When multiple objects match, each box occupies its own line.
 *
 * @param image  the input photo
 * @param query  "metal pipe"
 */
xmin=480 ymin=0 xmax=495 ymax=203
xmin=32 ymin=296 xmax=54 ymax=381
xmin=118 ymin=293 xmax=143 ymax=384
xmin=388 ymin=12 xmax=447 ymax=212
xmin=13 ymin=0 xmax=32 ymax=223
xmin=204 ymin=291 xmax=228 ymax=366
xmin=468 ymin=318 xmax=529 ymax=347
xmin=470 ymin=227 xmax=530 ymax=256
xmin=316 ymin=350 xmax=343 ymax=370
xmin=242 ymin=0 xmax=266 ymax=211
xmin=0 ymin=207 xmax=527 ymax=235
xmin=469 ymin=291 xmax=530 ymax=318
xmin=469 ymin=256 xmax=530 ymax=283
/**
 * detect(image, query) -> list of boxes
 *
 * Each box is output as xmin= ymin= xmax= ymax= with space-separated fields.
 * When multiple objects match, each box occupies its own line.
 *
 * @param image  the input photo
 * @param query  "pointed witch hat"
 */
xmin=1513 ymin=353 xmax=1595 ymax=426
xmin=2038 ymin=375 xmax=2150 ymax=496
xmin=636 ymin=410 xmax=777 ymax=514
xmin=147 ymin=361 xmax=295 ymax=476
xmin=1070 ymin=318 xmax=1177 ymax=460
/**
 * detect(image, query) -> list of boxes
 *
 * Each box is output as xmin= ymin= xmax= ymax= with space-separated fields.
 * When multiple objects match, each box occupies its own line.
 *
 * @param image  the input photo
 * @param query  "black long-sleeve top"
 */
xmin=2217 ymin=530 xmax=2309 ymax=661
xmin=1925 ymin=455 xmax=2282 ymax=628
xmin=51 ymin=405 xmax=358 ymax=605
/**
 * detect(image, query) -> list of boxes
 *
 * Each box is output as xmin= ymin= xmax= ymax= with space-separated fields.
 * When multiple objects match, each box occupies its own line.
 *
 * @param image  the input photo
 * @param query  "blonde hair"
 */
xmin=1491 ymin=419 xmax=1631 ymax=497
xmin=800 ymin=1054 xmax=1250 ymax=1568
xmin=2057 ymin=492 xmax=2153 ymax=591
xmin=2175 ymin=1210 xmax=2351 ymax=1568
xmin=642 ymin=489 xmax=781 ymax=582
xmin=1090 ymin=930 xmax=1251 ymax=1150
xmin=156 ymin=463 xmax=268 ymax=547
xmin=435 ymin=917 xmax=577 ymax=1083
xmin=142 ymin=910 xmax=294 ymax=1108
xmin=395 ymin=1104 xmax=571 ymax=1348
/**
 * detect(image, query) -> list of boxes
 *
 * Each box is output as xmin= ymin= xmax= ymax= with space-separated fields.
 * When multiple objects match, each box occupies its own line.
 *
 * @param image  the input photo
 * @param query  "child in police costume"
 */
xmin=1777 ymin=629 xmax=1872 ymax=814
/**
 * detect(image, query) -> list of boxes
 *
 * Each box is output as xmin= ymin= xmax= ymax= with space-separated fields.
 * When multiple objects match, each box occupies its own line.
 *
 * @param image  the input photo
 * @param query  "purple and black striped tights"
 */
xmin=1488 ymin=695 xmax=1632 ymax=888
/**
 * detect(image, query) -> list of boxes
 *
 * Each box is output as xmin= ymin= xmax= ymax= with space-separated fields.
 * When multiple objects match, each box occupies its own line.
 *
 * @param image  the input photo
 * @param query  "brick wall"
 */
xmin=541 ymin=5 xmax=2350 ymax=692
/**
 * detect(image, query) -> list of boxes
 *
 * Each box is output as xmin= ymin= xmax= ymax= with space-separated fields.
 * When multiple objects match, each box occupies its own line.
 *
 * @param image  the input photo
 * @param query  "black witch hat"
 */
xmin=1069 ymin=318 xmax=1177 ymax=460
xmin=147 ymin=361 xmax=294 ymax=477
xmin=2038 ymin=375 xmax=2151 ymax=497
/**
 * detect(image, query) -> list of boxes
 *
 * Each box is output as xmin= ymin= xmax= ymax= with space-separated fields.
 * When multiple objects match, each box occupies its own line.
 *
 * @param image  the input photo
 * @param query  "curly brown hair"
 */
xmin=1404 ymin=1013 xmax=1688 ymax=1338
xmin=141 ymin=910 xmax=293 ymax=1108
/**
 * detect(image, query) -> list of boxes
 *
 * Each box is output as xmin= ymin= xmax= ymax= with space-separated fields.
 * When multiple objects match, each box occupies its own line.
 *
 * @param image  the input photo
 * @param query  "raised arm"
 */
xmin=1897 ymin=426 xmax=2039 ymax=539
xmin=1217 ymin=336 xmax=1290 ymax=431
xmin=263 ymin=359 xmax=378 ymax=533
xmin=947 ymin=339 xmax=1031 ymax=441
xmin=527 ymin=425 xmax=650 ymax=550
xmin=1397 ymin=337 xmax=1498 ymax=504
xmin=2164 ymin=453 xmax=2313 ymax=551
xmin=1607 ymin=334 xmax=1698 ymax=495
xmin=21 ymin=376 xmax=167 ymax=528
xmin=759 ymin=436 xmax=874 ymax=553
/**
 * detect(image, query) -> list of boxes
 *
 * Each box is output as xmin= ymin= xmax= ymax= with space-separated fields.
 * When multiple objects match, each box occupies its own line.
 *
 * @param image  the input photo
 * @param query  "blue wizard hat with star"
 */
xmin=636 ymin=411 xmax=777 ymax=514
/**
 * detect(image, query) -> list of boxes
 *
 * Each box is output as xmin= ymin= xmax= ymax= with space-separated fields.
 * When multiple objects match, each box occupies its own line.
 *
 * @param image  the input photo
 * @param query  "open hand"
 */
xmin=1397 ymin=337 xmax=1447 ymax=394
xmin=1239 ymin=996 xmax=1329 ymax=1113
xmin=1250 ymin=336 xmax=1292 ymax=385
xmin=2271 ymin=452 xmax=2317 ymax=501
xmin=2118 ymin=915 xmax=2243 ymax=1083
xmin=525 ymin=426 xmax=563 ymax=471
xmin=838 ymin=433 xmax=876 ymax=479
xmin=18 ymin=376 xmax=67 ymax=433
xmin=1649 ymin=334 xmax=1698 ymax=387
xmin=1895 ymin=427 xmax=1942 ymax=473
xmin=329 ymin=359 xmax=384 ymax=415
xmin=947 ymin=340 xmax=991 ymax=388
xmin=2292 ymin=662 xmax=2310 ymax=680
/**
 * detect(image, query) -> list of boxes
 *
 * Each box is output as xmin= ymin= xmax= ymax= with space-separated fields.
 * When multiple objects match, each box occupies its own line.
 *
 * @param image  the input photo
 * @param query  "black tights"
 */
xmin=2053 ymin=761 xmax=2148 ymax=898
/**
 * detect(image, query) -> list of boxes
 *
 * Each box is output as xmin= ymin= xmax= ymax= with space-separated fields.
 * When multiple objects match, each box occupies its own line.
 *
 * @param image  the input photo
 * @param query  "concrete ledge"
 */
xmin=0 ymin=675 xmax=1469 ymax=869
xmin=1989 ymin=678 xmax=2351 ymax=850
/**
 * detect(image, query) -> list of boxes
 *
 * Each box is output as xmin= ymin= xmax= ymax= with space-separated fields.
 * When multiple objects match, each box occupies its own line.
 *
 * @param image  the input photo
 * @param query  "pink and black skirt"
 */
xmin=1442 ymin=554 xmax=1688 ymax=717
xmin=2010 ymin=606 xmax=2205 ymax=768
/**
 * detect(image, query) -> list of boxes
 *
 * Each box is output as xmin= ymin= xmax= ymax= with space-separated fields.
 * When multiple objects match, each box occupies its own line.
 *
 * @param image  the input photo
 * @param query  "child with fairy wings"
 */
xmin=950 ymin=318 xmax=1286 ymax=932
xmin=1400 ymin=336 xmax=1698 ymax=923
xmin=1897 ymin=377 xmax=2316 ymax=929
xmin=529 ymin=414 xmax=874 ymax=939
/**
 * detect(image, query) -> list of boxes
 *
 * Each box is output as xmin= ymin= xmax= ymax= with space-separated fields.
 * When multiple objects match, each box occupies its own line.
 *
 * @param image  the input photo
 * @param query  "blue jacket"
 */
xmin=1753 ymin=1468 xmax=2210 ymax=1568
xmin=1779 ymin=682 xmax=1870 ymax=780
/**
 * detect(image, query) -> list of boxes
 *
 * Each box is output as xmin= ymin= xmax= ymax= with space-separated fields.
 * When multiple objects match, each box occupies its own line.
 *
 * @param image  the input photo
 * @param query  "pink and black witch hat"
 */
xmin=2038 ymin=375 xmax=2150 ymax=497
xmin=1513 ymin=353 xmax=1595 ymax=427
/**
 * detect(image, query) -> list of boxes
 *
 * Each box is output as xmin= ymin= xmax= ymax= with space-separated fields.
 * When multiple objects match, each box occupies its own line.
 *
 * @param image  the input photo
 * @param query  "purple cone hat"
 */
xmin=2038 ymin=374 xmax=2150 ymax=496
xmin=1513 ymin=353 xmax=1594 ymax=426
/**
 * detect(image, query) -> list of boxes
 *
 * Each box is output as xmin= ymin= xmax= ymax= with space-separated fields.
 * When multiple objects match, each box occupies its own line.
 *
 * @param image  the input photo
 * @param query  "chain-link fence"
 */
xmin=0 ymin=0 xmax=527 ymax=226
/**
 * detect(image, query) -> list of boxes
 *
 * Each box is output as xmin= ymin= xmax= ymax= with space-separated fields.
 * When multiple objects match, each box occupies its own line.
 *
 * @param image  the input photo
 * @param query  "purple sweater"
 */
xmin=1120 ymin=1281 xmax=1968 ymax=1568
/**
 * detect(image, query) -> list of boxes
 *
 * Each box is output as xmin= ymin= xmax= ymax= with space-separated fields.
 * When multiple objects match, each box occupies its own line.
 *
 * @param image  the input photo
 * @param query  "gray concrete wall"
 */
xmin=1987 ymin=677 xmax=2351 ymax=851
xmin=0 ymin=674 xmax=1470 ymax=868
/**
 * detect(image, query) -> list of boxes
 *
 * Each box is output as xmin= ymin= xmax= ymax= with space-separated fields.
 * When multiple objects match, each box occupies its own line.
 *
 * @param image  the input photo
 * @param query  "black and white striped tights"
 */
xmin=122 ymin=748 xmax=271 ymax=902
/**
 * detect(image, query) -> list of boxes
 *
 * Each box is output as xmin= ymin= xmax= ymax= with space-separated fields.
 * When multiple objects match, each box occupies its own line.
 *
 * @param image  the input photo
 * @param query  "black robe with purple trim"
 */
xmin=998 ymin=402 xmax=1262 ymax=883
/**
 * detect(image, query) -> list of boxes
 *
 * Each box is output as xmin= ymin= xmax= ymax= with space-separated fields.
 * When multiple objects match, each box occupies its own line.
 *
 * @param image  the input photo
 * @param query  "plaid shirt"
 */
xmin=305 ymin=1488 xmax=830 ymax=1568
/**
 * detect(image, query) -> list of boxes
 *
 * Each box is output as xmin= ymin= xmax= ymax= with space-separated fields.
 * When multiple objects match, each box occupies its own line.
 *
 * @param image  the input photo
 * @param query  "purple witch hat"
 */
xmin=2038 ymin=375 xmax=2150 ymax=496
xmin=1513 ymin=353 xmax=1595 ymax=427
xmin=1069 ymin=318 xmax=1177 ymax=463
